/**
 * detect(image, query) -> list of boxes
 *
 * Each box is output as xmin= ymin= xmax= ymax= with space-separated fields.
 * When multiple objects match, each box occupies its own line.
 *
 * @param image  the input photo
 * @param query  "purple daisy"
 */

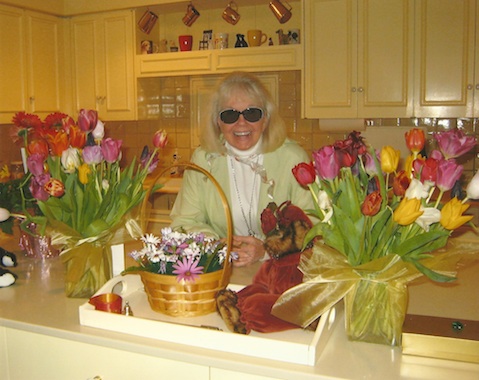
xmin=172 ymin=256 xmax=204 ymax=282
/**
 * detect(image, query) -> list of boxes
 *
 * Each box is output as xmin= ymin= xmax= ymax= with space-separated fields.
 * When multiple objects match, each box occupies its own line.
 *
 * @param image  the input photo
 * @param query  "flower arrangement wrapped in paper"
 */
xmin=10 ymin=110 xmax=168 ymax=297
xmin=272 ymin=129 xmax=479 ymax=346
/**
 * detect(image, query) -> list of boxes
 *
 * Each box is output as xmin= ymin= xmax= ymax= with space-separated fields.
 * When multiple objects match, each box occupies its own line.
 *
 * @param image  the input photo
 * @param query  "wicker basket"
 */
xmin=138 ymin=163 xmax=233 ymax=317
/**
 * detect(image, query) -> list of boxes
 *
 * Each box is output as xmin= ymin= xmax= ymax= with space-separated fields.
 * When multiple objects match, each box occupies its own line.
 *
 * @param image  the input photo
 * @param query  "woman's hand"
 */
xmin=230 ymin=235 xmax=265 ymax=267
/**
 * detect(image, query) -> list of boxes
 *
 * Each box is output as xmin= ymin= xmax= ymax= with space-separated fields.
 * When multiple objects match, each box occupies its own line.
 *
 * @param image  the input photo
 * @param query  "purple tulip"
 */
xmin=27 ymin=153 xmax=45 ymax=177
xmin=436 ymin=159 xmax=463 ymax=192
xmin=83 ymin=145 xmax=103 ymax=165
xmin=29 ymin=173 xmax=51 ymax=201
xmin=78 ymin=109 xmax=98 ymax=132
xmin=313 ymin=146 xmax=340 ymax=180
xmin=435 ymin=129 xmax=477 ymax=159
xmin=101 ymin=138 xmax=122 ymax=163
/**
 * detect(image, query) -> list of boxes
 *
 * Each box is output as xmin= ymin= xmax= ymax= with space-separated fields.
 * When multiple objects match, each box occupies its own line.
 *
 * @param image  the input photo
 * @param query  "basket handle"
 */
xmin=140 ymin=163 xmax=233 ymax=287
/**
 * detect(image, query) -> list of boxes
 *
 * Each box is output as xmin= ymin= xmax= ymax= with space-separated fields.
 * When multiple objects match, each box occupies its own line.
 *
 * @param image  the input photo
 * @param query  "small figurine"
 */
xmin=0 ymin=247 xmax=17 ymax=288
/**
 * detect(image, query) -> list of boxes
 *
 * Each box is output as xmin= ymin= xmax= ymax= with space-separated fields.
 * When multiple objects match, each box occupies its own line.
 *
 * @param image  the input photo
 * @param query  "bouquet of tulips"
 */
xmin=10 ymin=109 xmax=168 ymax=242
xmin=272 ymin=128 xmax=479 ymax=345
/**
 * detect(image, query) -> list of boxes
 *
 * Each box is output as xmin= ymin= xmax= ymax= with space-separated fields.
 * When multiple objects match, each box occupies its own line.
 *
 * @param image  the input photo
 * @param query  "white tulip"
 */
xmin=466 ymin=171 xmax=479 ymax=200
xmin=92 ymin=120 xmax=105 ymax=140
xmin=0 ymin=208 xmax=11 ymax=222
xmin=415 ymin=207 xmax=441 ymax=231
xmin=405 ymin=178 xmax=431 ymax=200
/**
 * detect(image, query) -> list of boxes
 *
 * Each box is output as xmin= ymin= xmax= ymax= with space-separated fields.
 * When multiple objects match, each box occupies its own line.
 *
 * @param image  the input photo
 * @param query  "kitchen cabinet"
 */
xmin=303 ymin=0 xmax=414 ymax=119
xmin=413 ymin=0 xmax=477 ymax=117
xmin=0 ymin=5 xmax=65 ymax=123
xmin=71 ymin=10 xmax=136 ymax=121
xmin=136 ymin=45 xmax=302 ymax=78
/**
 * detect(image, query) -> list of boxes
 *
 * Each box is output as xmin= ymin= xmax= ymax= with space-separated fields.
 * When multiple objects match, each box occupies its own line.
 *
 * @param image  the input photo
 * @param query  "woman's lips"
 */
xmin=234 ymin=131 xmax=251 ymax=137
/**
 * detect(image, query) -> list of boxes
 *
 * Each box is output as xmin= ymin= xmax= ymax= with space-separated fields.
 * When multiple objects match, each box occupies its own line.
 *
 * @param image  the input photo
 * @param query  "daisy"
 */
xmin=172 ymin=256 xmax=204 ymax=282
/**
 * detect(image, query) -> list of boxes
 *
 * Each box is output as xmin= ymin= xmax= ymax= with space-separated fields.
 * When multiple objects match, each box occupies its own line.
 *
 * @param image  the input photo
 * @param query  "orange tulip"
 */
xmin=69 ymin=125 xmax=87 ymax=149
xmin=405 ymin=128 xmax=426 ymax=154
xmin=48 ymin=130 xmax=69 ymax=156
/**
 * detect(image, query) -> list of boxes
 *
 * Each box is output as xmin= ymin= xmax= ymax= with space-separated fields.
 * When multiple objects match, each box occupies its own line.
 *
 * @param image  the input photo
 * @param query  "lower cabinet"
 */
xmin=2 ymin=327 xmax=280 ymax=380
xmin=4 ymin=328 xmax=208 ymax=380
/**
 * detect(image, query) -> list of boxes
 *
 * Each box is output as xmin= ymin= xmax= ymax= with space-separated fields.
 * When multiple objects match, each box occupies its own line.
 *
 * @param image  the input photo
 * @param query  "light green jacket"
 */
xmin=170 ymin=139 xmax=314 ymax=239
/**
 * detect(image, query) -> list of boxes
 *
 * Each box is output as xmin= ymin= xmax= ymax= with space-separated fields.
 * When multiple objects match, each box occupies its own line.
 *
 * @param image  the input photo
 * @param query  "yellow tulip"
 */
xmin=393 ymin=197 xmax=424 ymax=225
xmin=78 ymin=163 xmax=91 ymax=185
xmin=440 ymin=198 xmax=474 ymax=230
xmin=381 ymin=146 xmax=401 ymax=174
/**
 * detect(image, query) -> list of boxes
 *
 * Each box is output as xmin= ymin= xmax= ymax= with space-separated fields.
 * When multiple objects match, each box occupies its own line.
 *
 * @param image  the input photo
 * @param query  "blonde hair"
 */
xmin=200 ymin=71 xmax=286 ymax=153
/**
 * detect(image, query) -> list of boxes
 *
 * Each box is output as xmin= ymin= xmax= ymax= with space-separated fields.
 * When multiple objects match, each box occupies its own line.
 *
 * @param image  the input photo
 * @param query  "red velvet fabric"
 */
xmin=236 ymin=252 xmax=303 ymax=333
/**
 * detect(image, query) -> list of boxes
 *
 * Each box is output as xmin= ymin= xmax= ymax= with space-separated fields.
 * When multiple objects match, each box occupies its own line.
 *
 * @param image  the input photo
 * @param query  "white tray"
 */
xmin=79 ymin=274 xmax=341 ymax=366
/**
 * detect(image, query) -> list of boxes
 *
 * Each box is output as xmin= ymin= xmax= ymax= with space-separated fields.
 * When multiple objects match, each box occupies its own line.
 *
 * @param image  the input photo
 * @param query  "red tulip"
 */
xmin=413 ymin=157 xmax=438 ymax=184
xmin=27 ymin=138 xmax=49 ymax=159
xmin=260 ymin=207 xmax=277 ymax=235
xmin=153 ymin=129 xmax=168 ymax=149
xmin=361 ymin=191 xmax=382 ymax=216
xmin=292 ymin=162 xmax=316 ymax=186
xmin=405 ymin=128 xmax=426 ymax=154
xmin=44 ymin=178 xmax=65 ymax=197
xmin=392 ymin=170 xmax=410 ymax=197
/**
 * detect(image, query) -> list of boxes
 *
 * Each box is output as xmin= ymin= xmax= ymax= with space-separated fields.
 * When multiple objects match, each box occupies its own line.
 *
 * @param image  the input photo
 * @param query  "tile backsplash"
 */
xmin=1 ymin=70 xmax=478 ymax=182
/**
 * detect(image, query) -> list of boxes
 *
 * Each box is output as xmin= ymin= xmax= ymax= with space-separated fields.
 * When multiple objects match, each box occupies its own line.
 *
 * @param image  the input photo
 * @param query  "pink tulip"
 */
xmin=435 ymin=129 xmax=476 ymax=159
xmin=313 ymin=146 xmax=340 ymax=180
xmin=101 ymin=138 xmax=122 ymax=163
xmin=77 ymin=109 xmax=98 ymax=132
xmin=83 ymin=145 xmax=103 ymax=165
xmin=27 ymin=153 xmax=46 ymax=177
xmin=436 ymin=159 xmax=463 ymax=192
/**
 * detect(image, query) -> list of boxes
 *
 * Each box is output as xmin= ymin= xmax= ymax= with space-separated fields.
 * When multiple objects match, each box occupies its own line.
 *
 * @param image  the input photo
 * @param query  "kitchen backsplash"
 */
xmin=1 ymin=70 xmax=478 ymax=181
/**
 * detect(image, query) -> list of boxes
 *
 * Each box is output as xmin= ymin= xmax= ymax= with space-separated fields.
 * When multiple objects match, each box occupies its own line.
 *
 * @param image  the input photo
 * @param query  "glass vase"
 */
xmin=61 ymin=242 xmax=112 ymax=298
xmin=344 ymin=277 xmax=408 ymax=346
xmin=19 ymin=222 xmax=60 ymax=259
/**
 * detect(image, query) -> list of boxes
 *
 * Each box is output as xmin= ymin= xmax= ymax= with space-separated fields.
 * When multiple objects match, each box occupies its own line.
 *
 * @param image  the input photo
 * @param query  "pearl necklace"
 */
xmin=229 ymin=156 xmax=258 ymax=237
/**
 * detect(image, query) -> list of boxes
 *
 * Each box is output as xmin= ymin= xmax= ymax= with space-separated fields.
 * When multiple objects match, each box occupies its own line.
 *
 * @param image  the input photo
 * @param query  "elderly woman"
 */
xmin=170 ymin=71 xmax=313 ymax=266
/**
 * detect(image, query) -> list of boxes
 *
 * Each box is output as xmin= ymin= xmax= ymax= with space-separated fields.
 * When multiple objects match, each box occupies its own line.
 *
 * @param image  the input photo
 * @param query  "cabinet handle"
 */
xmin=357 ymin=87 xmax=364 ymax=93
xmin=467 ymin=84 xmax=474 ymax=90
xmin=29 ymin=96 xmax=35 ymax=103
xmin=475 ymin=84 xmax=479 ymax=90
xmin=351 ymin=87 xmax=356 ymax=93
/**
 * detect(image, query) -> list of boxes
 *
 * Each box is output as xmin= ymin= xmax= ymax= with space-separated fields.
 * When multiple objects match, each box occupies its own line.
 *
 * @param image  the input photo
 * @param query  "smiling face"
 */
xmin=218 ymin=91 xmax=267 ymax=151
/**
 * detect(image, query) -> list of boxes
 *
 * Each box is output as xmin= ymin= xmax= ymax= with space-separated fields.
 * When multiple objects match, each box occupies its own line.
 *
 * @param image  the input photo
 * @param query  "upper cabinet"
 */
xmin=71 ymin=10 xmax=136 ymax=120
xmin=0 ymin=5 xmax=65 ymax=123
xmin=303 ymin=0 xmax=414 ymax=119
xmin=414 ymin=0 xmax=477 ymax=117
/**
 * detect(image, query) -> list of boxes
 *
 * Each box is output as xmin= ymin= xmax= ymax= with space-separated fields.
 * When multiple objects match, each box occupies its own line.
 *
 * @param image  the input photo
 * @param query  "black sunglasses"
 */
xmin=219 ymin=107 xmax=264 ymax=124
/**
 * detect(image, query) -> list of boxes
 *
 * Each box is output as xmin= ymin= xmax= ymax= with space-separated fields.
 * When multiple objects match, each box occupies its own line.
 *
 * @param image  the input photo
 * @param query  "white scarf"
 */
xmin=226 ymin=140 xmax=264 ymax=237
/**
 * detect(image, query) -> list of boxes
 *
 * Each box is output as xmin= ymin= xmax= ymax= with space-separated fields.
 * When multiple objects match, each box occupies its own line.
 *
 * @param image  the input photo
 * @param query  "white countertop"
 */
xmin=1 ymin=230 xmax=478 ymax=379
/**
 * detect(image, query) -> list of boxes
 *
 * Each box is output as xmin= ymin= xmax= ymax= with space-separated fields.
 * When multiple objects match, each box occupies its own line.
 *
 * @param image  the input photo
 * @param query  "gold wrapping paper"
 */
xmin=272 ymin=238 xmax=479 ymax=329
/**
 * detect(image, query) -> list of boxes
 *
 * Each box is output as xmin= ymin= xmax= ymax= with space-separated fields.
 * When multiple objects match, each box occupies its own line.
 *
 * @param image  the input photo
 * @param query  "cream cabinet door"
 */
xmin=25 ymin=10 xmax=64 ymax=116
xmin=71 ymin=10 xmax=135 ymax=120
xmin=5 ymin=328 xmax=209 ymax=380
xmin=0 ymin=5 xmax=63 ymax=123
xmin=357 ymin=0 xmax=414 ymax=117
xmin=414 ymin=0 xmax=475 ymax=117
xmin=303 ymin=0 xmax=413 ymax=119
xmin=304 ymin=0 xmax=358 ymax=118
xmin=0 ymin=5 xmax=26 ymax=123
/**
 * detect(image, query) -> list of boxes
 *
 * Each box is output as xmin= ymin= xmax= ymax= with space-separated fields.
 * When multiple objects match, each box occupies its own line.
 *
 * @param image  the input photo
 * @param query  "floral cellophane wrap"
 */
xmin=272 ymin=237 xmax=479 ymax=346
xmin=50 ymin=217 xmax=141 ymax=298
